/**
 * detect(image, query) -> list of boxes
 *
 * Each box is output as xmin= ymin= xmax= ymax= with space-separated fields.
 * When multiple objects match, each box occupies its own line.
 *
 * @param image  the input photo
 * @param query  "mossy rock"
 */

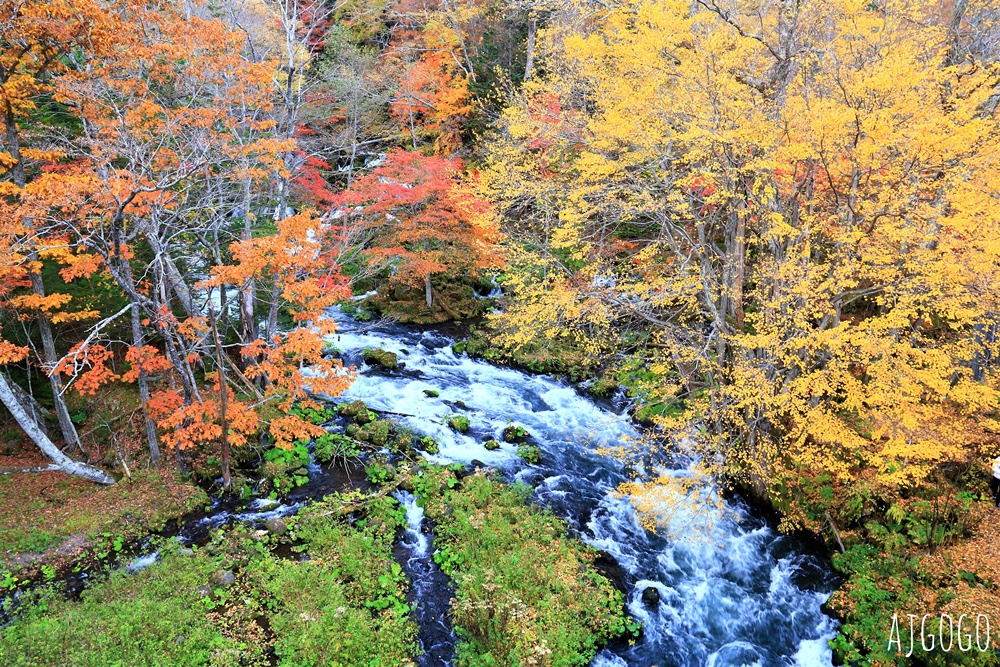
xmin=588 ymin=373 xmax=620 ymax=398
xmin=516 ymin=445 xmax=542 ymax=464
xmin=502 ymin=424 xmax=531 ymax=443
xmin=357 ymin=420 xmax=392 ymax=446
xmin=362 ymin=348 xmax=398 ymax=370
xmin=483 ymin=439 xmax=501 ymax=451
xmin=391 ymin=433 xmax=413 ymax=453
xmin=451 ymin=340 xmax=467 ymax=356
xmin=423 ymin=389 xmax=440 ymax=398
xmin=418 ymin=435 xmax=440 ymax=454
xmin=354 ymin=409 xmax=378 ymax=425
xmin=447 ymin=415 xmax=470 ymax=433
xmin=345 ymin=423 xmax=361 ymax=439
xmin=338 ymin=400 xmax=368 ymax=418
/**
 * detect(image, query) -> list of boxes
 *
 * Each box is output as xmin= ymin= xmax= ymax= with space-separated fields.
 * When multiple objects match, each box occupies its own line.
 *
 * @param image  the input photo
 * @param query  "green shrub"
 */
xmin=313 ymin=432 xmax=360 ymax=463
xmin=418 ymin=435 xmax=440 ymax=454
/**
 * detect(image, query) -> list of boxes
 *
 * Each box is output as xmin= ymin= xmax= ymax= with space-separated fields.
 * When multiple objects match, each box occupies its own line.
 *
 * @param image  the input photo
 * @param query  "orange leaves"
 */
xmin=55 ymin=343 xmax=118 ymax=395
xmin=122 ymin=346 xmax=173 ymax=383
xmin=148 ymin=387 xmax=260 ymax=452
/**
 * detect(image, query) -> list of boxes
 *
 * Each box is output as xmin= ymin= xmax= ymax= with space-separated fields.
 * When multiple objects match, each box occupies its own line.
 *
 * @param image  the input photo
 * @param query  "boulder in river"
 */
xmin=362 ymin=348 xmax=398 ymax=369
xmin=448 ymin=415 xmax=470 ymax=433
xmin=423 ymin=389 xmax=440 ymax=397
xmin=483 ymin=439 xmax=500 ymax=451
xmin=502 ymin=424 xmax=530 ymax=443
xmin=641 ymin=586 xmax=661 ymax=607
xmin=337 ymin=400 xmax=368 ymax=418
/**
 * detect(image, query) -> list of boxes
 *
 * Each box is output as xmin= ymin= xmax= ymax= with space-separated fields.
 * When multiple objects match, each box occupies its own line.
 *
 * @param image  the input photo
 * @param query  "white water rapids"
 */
xmin=324 ymin=308 xmax=839 ymax=667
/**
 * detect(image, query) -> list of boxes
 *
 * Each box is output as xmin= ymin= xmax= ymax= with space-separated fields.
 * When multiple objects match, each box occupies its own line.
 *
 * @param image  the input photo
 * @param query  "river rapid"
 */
xmin=323 ymin=308 xmax=839 ymax=667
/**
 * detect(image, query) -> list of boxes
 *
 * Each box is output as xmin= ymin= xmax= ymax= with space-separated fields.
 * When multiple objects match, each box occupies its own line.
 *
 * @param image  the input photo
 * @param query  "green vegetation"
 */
xmin=483 ymin=439 xmax=500 ymax=451
xmin=423 ymin=389 xmax=440 ymax=398
xmin=0 ymin=547 xmax=237 ymax=667
xmin=501 ymin=424 xmax=530 ymax=443
xmin=415 ymin=468 xmax=636 ymax=666
xmin=313 ymin=432 xmax=360 ymax=463
xmin=516 ymin=445 xmax=541 ymax=465
xmin=448 ymin=415 xmax=471 ymax=433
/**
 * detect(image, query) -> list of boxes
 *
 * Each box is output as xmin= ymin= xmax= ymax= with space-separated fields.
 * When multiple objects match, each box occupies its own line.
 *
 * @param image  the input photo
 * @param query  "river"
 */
xmin=322 ymin=308 xmax=839 ymax=667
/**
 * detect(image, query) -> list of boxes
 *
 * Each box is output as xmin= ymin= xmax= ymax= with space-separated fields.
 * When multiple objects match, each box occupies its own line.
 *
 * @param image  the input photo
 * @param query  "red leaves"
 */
xmin=331 ymin=149 xmax=500 ymax=291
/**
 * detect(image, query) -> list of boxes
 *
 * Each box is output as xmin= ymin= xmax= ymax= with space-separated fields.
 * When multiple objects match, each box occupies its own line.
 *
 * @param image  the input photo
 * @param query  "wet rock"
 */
xmin=502 ymin=424 xmax=530 ymax=443
xmin=483 ymin=439 xmax=500 ymax=451
xmin=641 ymin=586 xmax=661 ymax=606
xmin=196 ymin=585 xmax=214 ymax=600
xmin=208 ymin=570 xmax=235 ymax=589
xmin=470 ymin=459 xmax=487 ymax=469
xmin=454 ymin=400 xmax=468 ymax=410
xmin=423 ymin=389 xmax=440 ymax=397
xmin=362 ymin=348 xmax=398 ymax=370
xmin=265 ymin=518 xmax=287 ymax=536
xmin=354 ymin=409 xmax=377 ymax=425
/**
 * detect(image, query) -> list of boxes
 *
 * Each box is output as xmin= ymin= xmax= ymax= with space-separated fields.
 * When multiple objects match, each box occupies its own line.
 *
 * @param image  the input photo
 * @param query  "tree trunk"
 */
xmin=6 ymin=102 xmax=83 ymax=453
xmin=209 ymin=302 xmax=231 ymax=490
xmin=524 ymin=16 xmax=537 ymax=81
xmin=0 ymin=372 xmax=115 ymax=484
xmin=130 ymin=302 xmax=160 ymax=463
xmin=424 ymin=274 xmax=433 ymax=308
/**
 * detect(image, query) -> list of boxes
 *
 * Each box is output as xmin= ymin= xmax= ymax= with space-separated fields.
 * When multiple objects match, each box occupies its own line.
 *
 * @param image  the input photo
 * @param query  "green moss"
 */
xmin=0 ymin=549 xmax=237 ymax=667
xmin=418 ymin=471 xmax=635 ymax=666
xmin=337 ymin=400 xmax=369 ymax=418
xmin=423 ymin=389 xmax=440 ymax=398
xmin=483 ymin=439 xmax=501 ymax=451
xmin=448 ymin=415 xmax=471 ymax=433
xmin=362 ymin=348 xmax=398 ymax=370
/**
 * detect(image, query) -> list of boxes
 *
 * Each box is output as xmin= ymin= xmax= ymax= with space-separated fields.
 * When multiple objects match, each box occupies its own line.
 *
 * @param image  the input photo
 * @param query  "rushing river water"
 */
xmin=323 ymin=308 xmax=839 ymax=667
xmin=3 ymin=307 xmax=840 ymax=666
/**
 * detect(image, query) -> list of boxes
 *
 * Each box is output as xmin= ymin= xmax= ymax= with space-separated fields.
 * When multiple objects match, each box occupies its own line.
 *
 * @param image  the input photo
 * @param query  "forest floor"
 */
xmin=0 ymin=453 xmax=206 ymax=572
